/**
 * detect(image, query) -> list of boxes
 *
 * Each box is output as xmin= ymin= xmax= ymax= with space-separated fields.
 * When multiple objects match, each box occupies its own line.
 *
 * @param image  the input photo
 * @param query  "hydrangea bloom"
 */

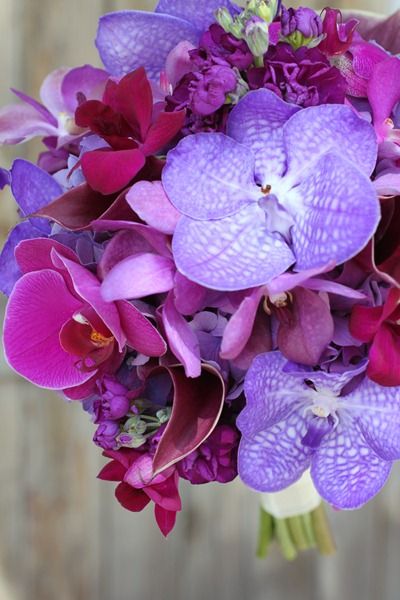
xmin=163 ymin=88 xmax=379 ymax=290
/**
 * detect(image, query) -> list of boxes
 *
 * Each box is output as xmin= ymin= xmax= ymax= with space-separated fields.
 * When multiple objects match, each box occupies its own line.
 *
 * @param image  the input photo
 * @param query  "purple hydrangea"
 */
xmin=162 ymin=88 xmax=379 ymax=291
xmin=237 ymin=351 xmax=400 ymax=509
xmin=248 ymin=44 xmax=346 ymax=107
xmin=177 ymin=425 xmax=239 ymax=484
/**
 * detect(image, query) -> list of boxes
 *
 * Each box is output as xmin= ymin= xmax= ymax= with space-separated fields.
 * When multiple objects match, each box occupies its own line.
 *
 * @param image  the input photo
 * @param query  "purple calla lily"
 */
xmin=237 ymin=351 xmax=400 ymax=509
xmin=163 ymin=88 xmax=380 ymax=291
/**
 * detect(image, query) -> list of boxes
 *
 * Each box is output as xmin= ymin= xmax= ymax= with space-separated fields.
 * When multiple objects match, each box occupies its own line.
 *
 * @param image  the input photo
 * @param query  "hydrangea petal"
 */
xmin=238 ymin=351 xmax=303 ymax=436
xmin=162 ymin=133 xmax=258 ymax=220
xmin=283 ymin=103 xmax=378 ymax=182
xmin=238 ymin=411 xmax=311 ymax=492
xmin=347 ymin=376 xmax=400 ymax=461
xmin=311 ymin=424 xmax=391 ymax=509
xmin=3 ymin=270 xmax=92 ymax=389
xmin=96 ymin=11 xmax=198 ymax=79
xmin=227 ymin=89 xmax=300 ymax=182
xmin=0 ymin=223 xmax=44 ymax=296
xmin=155 ymin=0 xmax=234 ymax=32
xmin=290 ymin=152 xmax=380 ymax=270
xmin=172 ymin=206 xmax=295 ymax=291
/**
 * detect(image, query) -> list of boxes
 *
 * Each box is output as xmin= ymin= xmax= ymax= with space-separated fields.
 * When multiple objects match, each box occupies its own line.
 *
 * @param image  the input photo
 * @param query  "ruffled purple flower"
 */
xmin=197 ymin=24 xmax=254 ymax=70
xmin=93 ymin=376 xmax=131 ymax=422
xmin=248 ymin=44 xmax=346 ymax=107
xmin=94 ymin=420 xmax=120 ymax=450
xmin=177 ymin=425 xmax=239 ymax=484
xmin=281 ymin=6 xmax=323 ymax=38
xmin=237 ymin=351 xmax=400 ymax=509
xmin=186 ymin=65 xmax=238 ymax=116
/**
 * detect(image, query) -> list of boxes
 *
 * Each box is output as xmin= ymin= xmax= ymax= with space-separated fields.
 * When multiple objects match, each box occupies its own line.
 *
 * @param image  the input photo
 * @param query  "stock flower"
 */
xmin=3 ymin=238 xmax=166 ymax=397
xmin=238 ymin=351 xmax=400 ymax=509
xmin=163 ymin=88 xmax=379 ymax=291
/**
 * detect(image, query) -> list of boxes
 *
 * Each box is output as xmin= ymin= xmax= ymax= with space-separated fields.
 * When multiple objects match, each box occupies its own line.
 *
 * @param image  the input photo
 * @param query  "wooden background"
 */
xmin=0 ymin=1 xmax=399 ymax=599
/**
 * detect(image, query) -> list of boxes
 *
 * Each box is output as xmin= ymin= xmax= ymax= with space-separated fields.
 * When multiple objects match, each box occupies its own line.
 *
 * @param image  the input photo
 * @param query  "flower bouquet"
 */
xmin=0 ymin=0 xmax=400 ymax=559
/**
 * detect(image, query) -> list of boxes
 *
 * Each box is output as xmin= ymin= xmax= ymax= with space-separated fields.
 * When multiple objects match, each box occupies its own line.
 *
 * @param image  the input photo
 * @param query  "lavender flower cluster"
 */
xmin=0 ymin=0 xmax=400 ymax=538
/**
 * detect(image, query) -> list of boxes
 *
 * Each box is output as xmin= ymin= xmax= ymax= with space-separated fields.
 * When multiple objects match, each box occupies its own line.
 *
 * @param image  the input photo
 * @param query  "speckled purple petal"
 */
xmin=172 ymin=206 xmax=295 ymax=291
xmin=238 ymin=351 xmax=303 ymax=437
xmin=346 ymin=377 xmax=400 ymax=461
xmin=238 ymin=411 xmax=311 ymax=492
xmin=311 ymin=424 xmax=392 ymax=509
xmin=289 ymin=152 xmax=380 ymax=271
xmin=156 ymin=0 xmax=234 ymax=32
xmin=227 ymin=89 xmax=300 ymax=183
xmin=162 ymin=133 xmax=258 ymax=220
xmin=11 ymin=159 xmax=63 ymax=216
xmin=283 ymin=103 xmax=378 ymax=182
xmin=96 ymin=11 xmax=198 ymax=79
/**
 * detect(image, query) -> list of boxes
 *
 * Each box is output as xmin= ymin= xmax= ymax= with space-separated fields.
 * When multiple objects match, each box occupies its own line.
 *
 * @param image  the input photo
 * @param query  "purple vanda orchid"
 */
xmin=162 ymin=89 xmax=380 ymax=291
xmin=0 ymin=65 xmax=108 ymax=146
xmin=237 ymin=351 xmax=400 ymax=509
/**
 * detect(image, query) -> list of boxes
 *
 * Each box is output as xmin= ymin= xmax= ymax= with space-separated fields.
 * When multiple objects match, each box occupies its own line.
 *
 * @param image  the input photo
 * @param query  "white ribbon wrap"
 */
xmin=260 ymin=471 xmax=321 ymax=519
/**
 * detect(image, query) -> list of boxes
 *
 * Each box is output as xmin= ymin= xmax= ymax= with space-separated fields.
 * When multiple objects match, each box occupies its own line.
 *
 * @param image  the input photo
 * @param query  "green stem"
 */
xmin=253 ymin=55 xmax=264 ymax=67
xmin=275 ymin=518 xmax=298 ymax=561
xmin=311 ymin=504 xmax=336 ymax=556
xmin=301 ymin=512 xmax=316 ymax=548
xmin=287 ymin=516 xmax=309 ymax=551
xmin=257 ymin=508 xmax=274 ymax=559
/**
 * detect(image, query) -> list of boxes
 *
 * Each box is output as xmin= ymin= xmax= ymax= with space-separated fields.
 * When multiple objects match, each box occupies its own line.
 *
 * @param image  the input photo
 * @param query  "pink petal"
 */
xmin=165 ymin=41 xmax=195 ymax=88
xmin=61 ymin=65 xmax=108 ymax=114
xmin=146 ymin=473 xmax=181 ymax=512
xmin=81 ymin=149 xmax=146 ymax=195
xmin=116 ymin=300 xmax=166 ymax=357
xmin=101 ymin=252 xmax=176 ymax=301
xmin=40 ymin=67 xmax=70 ymax=115
xmin=115 ymin=482 xmax=150 ymax=512
xmin=349 ymin=305 xmax=384 ymax=343
xmin=98 ymin=229 xmax=153 ymax=279
xmin=3 ymin=270 xmax=92 ymax=389
xmin=173 ymin=272 xmax=209 ymax=315
xmin=97 ymin=460 xmax=127 ymax=482
xmin=152 ymin=364 xmax=225 ymax=475
xmin=126 ymin=181 xmax=180 ymax=234
xmin=0 ymin=103 xmax=58 ymax=144
xmin=154 ymin=505 xmax=177 ymax=537
xmin=368 ymin=57 xmax=400 ymax=141
xmin=232 ymin=306 xmax=272 ymax=371
xmin=220 ymin=287 xmax=264 ymax=360
xmin=92 ymin=220 xmax=171 ymax=257
xmin=367 ymin=324 xmax=400 ymax=387
xmin=15 ymin=238 xmax=78 ymax=274
xmin=161 ymin=293 xmax=201 ymax=378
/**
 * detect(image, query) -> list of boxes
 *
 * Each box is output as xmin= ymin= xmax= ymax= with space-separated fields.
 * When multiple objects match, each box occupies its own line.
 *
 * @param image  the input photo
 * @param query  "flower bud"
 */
xmin=247 ymin=0 xmax=278 ymax=23
xmin=245 ymin=16 xmax=270 ymax=57
xmin=215 ymin=7 xmax=234 ymax=32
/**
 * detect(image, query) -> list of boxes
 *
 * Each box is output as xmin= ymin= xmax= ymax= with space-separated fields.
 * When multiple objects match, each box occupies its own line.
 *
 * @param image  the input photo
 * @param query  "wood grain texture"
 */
xmin=0 ymin=0 xmax=399 ymax=599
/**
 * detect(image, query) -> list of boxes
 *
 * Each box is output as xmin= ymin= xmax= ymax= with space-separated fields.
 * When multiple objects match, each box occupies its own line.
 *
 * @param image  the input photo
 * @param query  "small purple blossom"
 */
xmin=188 ymin=65 xmax=238 ymax=116
xmin=198 ymin=24 xmax=254 ymax=70
xmin=94 ymin=420 xmax=120 ymax=450
xmin=281 ymin=6 xmax=323 ymax=39
xmin=237 ymin=351 xmax=400 ymax=509
xmin=94 ymin=376 xmax=131 ymax=422
xmin=177 ymin=425 xmax=239 ymax=484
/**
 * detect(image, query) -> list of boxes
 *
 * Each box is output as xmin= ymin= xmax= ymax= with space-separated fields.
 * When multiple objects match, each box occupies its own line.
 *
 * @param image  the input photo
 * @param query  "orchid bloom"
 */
xmin=238 ymin=351 xmax=400 ymax=509
xmin=162 ymin=88 xmax=379 ymax=291
xmin=0 ymin=65 xmax=108 ymax=147
xmin=3 ymin=238 xmax=166 ymax=398
xmin=95 ymin=0 xmax=235 ymax=80
xmin=74 ymin=67 xmax=185 ymax=194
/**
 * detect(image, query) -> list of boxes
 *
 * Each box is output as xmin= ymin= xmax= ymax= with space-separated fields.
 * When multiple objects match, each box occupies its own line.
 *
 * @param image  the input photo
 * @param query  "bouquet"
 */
xmin=0 ymin=0 xmax=400 ymax=559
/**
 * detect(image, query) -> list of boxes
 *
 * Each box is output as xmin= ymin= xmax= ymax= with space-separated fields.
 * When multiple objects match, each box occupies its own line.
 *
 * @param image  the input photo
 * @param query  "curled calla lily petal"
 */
xmin=152 ymin=363 xmax=225 ymax=476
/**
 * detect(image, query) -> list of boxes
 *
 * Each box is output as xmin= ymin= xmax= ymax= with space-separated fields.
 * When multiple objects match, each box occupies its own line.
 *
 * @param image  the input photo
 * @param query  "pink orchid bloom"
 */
xmin=98 ymin=449 xmax=181 ymax=537
xmin=0 ymin=65 xmax=108 ymax=147
xmin=3 ymin=238 xmax=166 ymax=398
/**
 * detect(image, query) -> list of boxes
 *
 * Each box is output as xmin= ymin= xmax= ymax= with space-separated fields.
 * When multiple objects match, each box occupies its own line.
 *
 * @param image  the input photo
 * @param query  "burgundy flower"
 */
xmin=75 ymin=67 xmax=185 ymax=194
xmin=318 ymin=8 xmax=358 ymax=56
xmin=350 ymin=288 xmax=400 ymax=386
xmin=197 ymin=23 xmax=253 ymax=70
xmin=247 ymin=44 xmax=346 ymax=107
xmin=177 ymin=425 xmax=239 ymax=484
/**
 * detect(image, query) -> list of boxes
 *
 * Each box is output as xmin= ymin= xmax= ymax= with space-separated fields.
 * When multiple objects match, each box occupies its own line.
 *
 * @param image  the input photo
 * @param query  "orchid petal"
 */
xmin=3 ymin=270 xmax=93 ymax=389
xmin=290 ymin=152 xmax=380 ymax=271
xmin=368 ymin=57 xmax=400 ymax=140
xmin=11 ymin=159 xmax=63 ymax=216
xmin=220 ymin=287 xmax=265 ymax=360
xmin=283 ymin=103 xmax=378 ymax=181
xmin=154 ymin=505 xmax=177 ymax=537
xmin=81 ymin=148 xmax=146 ymax=195
xmin=101 ymin=253 xmax=176 ymax=301
xmin=173 ymin=272 xmax=210 ymax=315
xmin=155 ymin=0 xmax=234 ymax=32
xmin=96 ymin=11 xmax=198 ymax=79
xmin=227 ymin=89 xmax=300 ymax=182
xmin=0 ymin=223 xmax=44 ymax=296
xmin=311 ymin=424 xmax=391 ymax=509
xmin=61 ymin=65 xmax=108 ymax=114
xmin=152 ymin=364 xmax=225 ymax=475
xmin=161 ymin=293 xmax=201 ymax=378
xmin=0 ymin=103 xmax=58 ymax=144
xmin=15 ymin=237 xmax=78 ymax=274
xmin=40 ymin=67 xmax=69 ymax=116
xmin=165 ymin=40 xmax=195 ymax=88
xmin=172 ymin=206 xmax=295 ymax=291
xmin=115 ymin=482 xmax=150 ymax=512
xmin=126 ymin=181 xmax=180 ymax=234
xmin=163 ymin=132 xmax=258 ymax=220
xmin=116 ymin=300 xmax=166 ymax=357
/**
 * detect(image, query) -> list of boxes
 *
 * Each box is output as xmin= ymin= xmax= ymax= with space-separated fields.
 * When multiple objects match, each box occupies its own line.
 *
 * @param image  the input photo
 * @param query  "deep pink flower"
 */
xmin=74 ymin=67 xmax=185 ymax=194
xmin=3 ymin=238 xmax=166 ymax=398
xmin=350 ymin=288 xmax=400 ymax=386
xmin=98 ymin=449 xmax=181 ymax=537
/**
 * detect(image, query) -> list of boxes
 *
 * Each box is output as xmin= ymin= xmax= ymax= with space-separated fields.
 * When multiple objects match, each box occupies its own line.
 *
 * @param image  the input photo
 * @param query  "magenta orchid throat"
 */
xmin=1 ymin=0 xmax=400 ymax=552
